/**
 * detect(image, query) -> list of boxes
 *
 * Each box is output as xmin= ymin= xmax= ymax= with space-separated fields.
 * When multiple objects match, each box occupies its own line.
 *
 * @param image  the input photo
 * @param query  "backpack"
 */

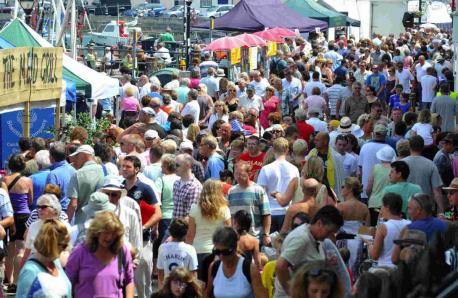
xmin=211 ymin=257 xmax=252 ymax=283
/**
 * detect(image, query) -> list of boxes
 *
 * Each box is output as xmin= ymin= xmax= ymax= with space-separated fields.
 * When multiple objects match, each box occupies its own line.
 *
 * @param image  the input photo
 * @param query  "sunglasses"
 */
xmin=104 ymin=192 xmax=120 ymax=198
xmin=212 ymin=247 xmax=234 ymax=256
xmin=37 ymin=205 xmax=52 ymax=210
xmin=306 ymin=268 xmax=337 ymax=283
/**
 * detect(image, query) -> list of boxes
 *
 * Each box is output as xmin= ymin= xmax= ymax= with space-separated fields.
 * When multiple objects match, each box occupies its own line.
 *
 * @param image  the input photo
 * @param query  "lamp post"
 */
xmin=453 ymin=10 xmax=458 ymax=92
xmin=18 ymin=0 xmax=35 ymax=25
xmin=185 ymin=0 xmax=192 ymax=68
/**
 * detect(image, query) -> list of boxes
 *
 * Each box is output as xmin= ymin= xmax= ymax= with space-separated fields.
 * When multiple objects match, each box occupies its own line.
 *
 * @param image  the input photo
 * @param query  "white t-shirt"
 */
xmin=420 ymin=75 xmax=437 ymax=103
xmin=306 ymin=117 xmax=328 ymax=133
xmin=251 ymin=78 xmax=270 ymax=97
xmin=358 ymin=142 xmax=391 ymax=198
xmin=181 ymin=100 xmax=200 ymax=124
xmin=239 ymin=94 xmax=264 ymax=112
xmin=411 ymin=123 xmax=433 ymax=145
xmin=257 ymin=159 xmax=299 ymax=215
xmin=189 ymin=204 xmax=231 ymax=254
xmin=343 ymin=153 xmax=358 ymax=177
xmin=157 ymin=241 xmax=198 ymax=276
xmin=26 ymin=220 xmax=72 ymax=253
xmin=304 ymin=81 xmax=327 ymax=97
xmin=395 ymin=68 xmax=414 ymax=93
xmin=415 ymin=62 xmax=431 ymax=81
xmin=155 ymin=109 xmax=169 ymax=125
xmin=282 ymin=77 xmax=302 ymax=102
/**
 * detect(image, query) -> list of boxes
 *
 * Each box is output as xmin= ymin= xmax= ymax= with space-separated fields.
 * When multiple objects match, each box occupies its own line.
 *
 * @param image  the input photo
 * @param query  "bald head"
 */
xmin=302 ymin=178 xmax=319 ymax=198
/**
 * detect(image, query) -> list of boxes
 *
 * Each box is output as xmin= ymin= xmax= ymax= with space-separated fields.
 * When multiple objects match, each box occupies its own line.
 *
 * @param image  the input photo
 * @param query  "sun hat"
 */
xmin=307 ymin=107 xmax=321 ymax=116
xmin=216 ymin=68 xmax=225 ymax=77
xmin=376 ymin=146 xmax=396 ymax=162
xmin=141 ymin=107 xmax=156 ymax=117
xmin=99 ymin=176 xmax=128 ymax=197
xmin=69 ymin=145 xmax=94 ymax=157
xmin=82 ymin=192 xmax=116 ymax=218
xmin=393 ymin=229 xmax=427 ymax=247
xmin=179 ymin=140 xmax=194 ymax=151
xmin=373 ymin=124 xmax=388 ymax=134
xmin=443 ymin=177 xmax=458 ymax=191
xmin=338 ymin=117 xmax=358 ymax=133
xmin=144 ymin=130 xmax=159 ymax=140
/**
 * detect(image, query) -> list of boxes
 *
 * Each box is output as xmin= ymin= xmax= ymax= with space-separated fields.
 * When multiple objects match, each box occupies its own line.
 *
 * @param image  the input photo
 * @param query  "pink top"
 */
xmin=65 ymin=244 xmax=134 ymax=298
xmin=304 ymin=95 xmax=327 ymax=114
xmin=121 ymin=96 xmax=140 ymax=112
xmin=260 ymin=96 xmax=280 ymax=129
xmin=190 ymin=78 xmax=201 ymax=89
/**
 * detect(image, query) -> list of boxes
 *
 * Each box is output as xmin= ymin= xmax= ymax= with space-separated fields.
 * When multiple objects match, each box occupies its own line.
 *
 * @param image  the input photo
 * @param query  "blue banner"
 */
xmin=0 ymin=107 xmax=55 ymax=169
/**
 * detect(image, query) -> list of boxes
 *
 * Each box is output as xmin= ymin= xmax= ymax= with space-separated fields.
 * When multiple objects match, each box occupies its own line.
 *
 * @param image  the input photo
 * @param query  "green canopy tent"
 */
xmin=316 ymin=0 xmax=361 ymax=27
xmin=0 ymin=19 xmax=119 ymax=99
xmin=0 ymin=19 xmax=90 ymax=96
xmin=282 ymin=0 xmax=359 ymax=27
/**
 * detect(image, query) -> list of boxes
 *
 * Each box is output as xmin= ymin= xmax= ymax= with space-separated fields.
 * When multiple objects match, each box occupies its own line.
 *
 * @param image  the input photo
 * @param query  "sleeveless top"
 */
xmin=377 ymin=219 xmax=410 ymax=267
xmin=227 ymin=101 xmax=238 ymax=112
xmin=368 ymin=165 xmax=391 ymax=209
xmin=9 ymin=193 xmax=30 ymax=214
xmin=213 ymin=256 xmax=253 ymax=298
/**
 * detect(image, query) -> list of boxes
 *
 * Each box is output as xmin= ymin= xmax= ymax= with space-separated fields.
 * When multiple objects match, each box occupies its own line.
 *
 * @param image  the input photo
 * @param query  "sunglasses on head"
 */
xmin=212 ymin=247 xmax=234 ymax=256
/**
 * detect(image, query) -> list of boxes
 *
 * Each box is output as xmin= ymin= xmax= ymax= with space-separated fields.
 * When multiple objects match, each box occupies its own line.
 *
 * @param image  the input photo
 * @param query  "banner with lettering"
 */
xmin=267 ymin=42 xmax=277 ymax=57
xmin=230 ymin=47 xmax=241 ymax=65
xmin=0 ymin=47 xmax=63 ymax=107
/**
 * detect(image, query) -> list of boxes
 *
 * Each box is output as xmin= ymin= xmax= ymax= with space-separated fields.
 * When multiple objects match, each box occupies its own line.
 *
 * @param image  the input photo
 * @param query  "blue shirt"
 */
xmin=408 ymin=216 xmax=448 ymax=242
xmin=205 ymin=153 xmax=225 ymax=180
xmin=365 ymin=73 xmax=386 ymax=92
xmin=30 ymin=169 xmax=50 ymax=209
xmin=46 ymin=161 xmax=76 ymax=211
xmin=148 ymin=91 xmax=163 ymax=100
xmin=389 ymin=94 xmax=401 ymax=108
xmin=393 ymin=102 xmax=411 ymax=114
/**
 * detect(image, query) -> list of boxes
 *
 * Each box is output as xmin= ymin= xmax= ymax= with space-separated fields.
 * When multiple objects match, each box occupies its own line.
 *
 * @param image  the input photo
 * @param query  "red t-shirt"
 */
xmin=239 ymin=152 xmax=266 ymax=180
xmin=296 ymin=120 xmax=315 ymax=145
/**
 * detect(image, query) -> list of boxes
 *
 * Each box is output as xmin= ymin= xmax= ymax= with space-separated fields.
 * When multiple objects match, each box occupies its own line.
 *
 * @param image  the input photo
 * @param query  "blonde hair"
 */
xmin=198 ymin=83 xmax=208 ymax=95
xmin=418 ymin=109 xmax=431 ymax=124
xmin=34 ymin=219 xmax=70 ymax=259
xmin=161 ymin=139 xmax=178 ymax=154
xmin=199 ymin=180 xmax=227 ymax=221
xmin=302 ymin=156 xmax=324 ymax=182
xmin=272 ymin=137 xmax=289 ymax=155
xmin=187 ymin=124 xmax=201 ymax=143
xmin=125 ymin=86 xmax=135 ymax=97
xmin=213 ymin=100 xmax=229 ymax=114
xmin=85 ymin=211 xmax=124 ymax=254
xmin=229 ymin=110 xmax=244 ymax=122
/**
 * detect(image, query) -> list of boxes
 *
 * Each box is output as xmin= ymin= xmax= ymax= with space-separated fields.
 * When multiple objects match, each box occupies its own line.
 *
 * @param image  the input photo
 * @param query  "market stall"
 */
xmin=0 ymin=46 xmax=63 ymax=166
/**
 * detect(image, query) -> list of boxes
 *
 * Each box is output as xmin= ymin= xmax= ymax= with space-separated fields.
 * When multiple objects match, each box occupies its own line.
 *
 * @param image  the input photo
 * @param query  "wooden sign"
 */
xmin=0 ymin=47 xmax=63 ymax=107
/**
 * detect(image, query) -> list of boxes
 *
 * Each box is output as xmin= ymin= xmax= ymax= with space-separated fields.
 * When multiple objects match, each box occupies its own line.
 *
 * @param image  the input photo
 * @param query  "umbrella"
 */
xmin=420 ymin=23 xmax=438 ymax=29
xmin=235 ymin=33 xmax=267 ymax=47
xmin=266 ymin=27 xmax=297 ymax=38
xmin=253 ymin=30 xmax=284 ymax=42
xmin=205 ymin=36 xmax=250 ymax=51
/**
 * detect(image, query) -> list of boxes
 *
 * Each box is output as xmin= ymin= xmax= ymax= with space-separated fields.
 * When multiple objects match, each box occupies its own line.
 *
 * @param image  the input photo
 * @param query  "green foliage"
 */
xmin=47 ymin=112 xmax=111 ymax=145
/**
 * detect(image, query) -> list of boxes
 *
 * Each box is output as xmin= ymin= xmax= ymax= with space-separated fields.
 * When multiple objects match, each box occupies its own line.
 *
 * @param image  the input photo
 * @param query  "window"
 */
xmin=104 ymin=25 xmax=115 ymax=32
xmin=201 ymin=0 xmax=212 ymax=8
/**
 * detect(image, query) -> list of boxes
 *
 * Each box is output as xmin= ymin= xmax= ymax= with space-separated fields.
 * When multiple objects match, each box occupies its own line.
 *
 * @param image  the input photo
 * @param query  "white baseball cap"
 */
xmin=69 ymin=144 xmax=94 ymax=157
xmin=179 ymin=140 xmax=194 ymax=151
xmin=144 ymin=130 xmax=159 ymax=140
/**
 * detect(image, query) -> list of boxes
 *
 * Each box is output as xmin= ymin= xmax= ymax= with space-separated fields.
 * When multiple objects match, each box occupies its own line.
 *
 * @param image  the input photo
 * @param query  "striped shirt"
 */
xmin=227 ymin=183 xmax=271 ymax=237
xmin=325 ymin=84 xmax=345 ymax=116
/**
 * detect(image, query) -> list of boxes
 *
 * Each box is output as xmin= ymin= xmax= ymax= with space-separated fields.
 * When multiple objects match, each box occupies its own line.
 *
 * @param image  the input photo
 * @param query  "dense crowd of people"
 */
xmin=0 ymin=26 xmax=458 ymax=298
